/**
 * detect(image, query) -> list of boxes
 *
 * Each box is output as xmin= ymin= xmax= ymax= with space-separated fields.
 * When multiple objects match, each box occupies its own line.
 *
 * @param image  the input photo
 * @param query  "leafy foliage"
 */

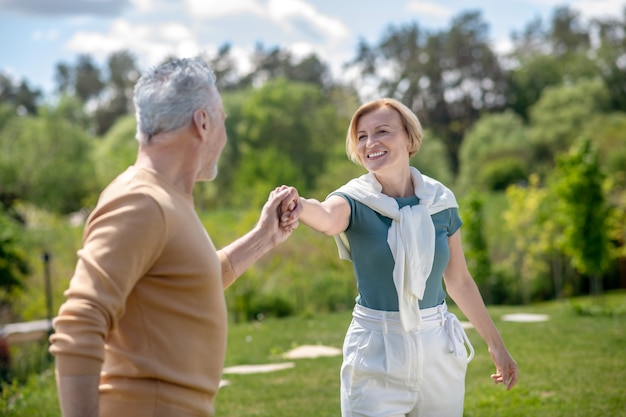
xmin=220 ymin=78 xmax=348 ymax=207
xmin=459 ymin=191 xmax=493 ymax=302
xmin=0 ymin=73 xmax=42 ymax=116
xmin=504 ymin=175 xmax=562 ymax=302
xmin=0 ymin=110 xmax=97 ymax=214
xmin=458 ymin=111 xmax=530 ymax=191
xmin=550 ymin=138 xmax=614 ymax=293
xmin=529 ymin=79 xmax=611 ymax=171
xmin=93 ymin=114 xmax=138 ymax=190
xmin=0 ymin=212 xmax=29 ymax=307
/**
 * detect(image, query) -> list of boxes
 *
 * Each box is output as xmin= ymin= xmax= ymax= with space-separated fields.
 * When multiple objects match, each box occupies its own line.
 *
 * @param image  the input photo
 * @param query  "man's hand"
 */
xmin=219 ymin=186 xmax=302 ymax=285
xmin=258 ymin=186 xmax=301 ymax=247
xmin=276 ymin=185 xmax=301 ymax=232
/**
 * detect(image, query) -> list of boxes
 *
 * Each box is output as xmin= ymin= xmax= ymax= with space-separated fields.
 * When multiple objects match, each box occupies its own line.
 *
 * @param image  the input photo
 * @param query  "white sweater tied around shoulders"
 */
xmin=330 ymin=167 xmax=458 ymax=332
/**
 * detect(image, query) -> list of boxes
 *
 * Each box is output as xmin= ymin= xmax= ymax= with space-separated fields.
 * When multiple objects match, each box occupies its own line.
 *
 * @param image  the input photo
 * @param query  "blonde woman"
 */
xmin=283 ymin=98 xmax=517 ymax=417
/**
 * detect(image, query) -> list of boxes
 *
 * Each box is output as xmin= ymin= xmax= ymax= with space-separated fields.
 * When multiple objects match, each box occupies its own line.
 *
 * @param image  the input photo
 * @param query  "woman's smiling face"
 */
xmin=356 ymin=106 xmax=410 ymax=174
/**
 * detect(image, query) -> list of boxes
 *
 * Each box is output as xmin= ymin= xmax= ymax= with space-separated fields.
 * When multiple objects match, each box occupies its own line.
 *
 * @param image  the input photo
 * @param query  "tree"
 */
xmin=549 ymin=6 xmax=591 ymax=57
xmin=458 ymin=110 xmax=530 ymax=191
xmin=54 ymin=62 xmax=73 ymax=96
xmin=505 ymin=57 xmax=549 ymax=120
xmin=94 ymin=114 xmax=138 ymax=190
xmin=209 ymin=43 xmax=242 ymax=91
xmin=0 ymin=104 xmax=14 ymax=133
xmin=74 ymin=54 xmax=105 ymax=104
xmin=609 ymin=189 xmax=626 ymax=289
xmin=550 ymin=138 xmax=614 ymax=294
xmin=529 ymin=79 xmax=611 ymax=172
xmin=241 ymin=44 xmax=331 ymax=89
xmin=593 ymin=8 xmax=626 ymax=112
xmin=510 ymin=6 xmax=591 ymax=58
xmin=223 ymin=78 xmax=344 ymax=206
xmin=94 ymin=50 xmax=139 ymax=135
xmin=460 ymin=191 xmax=493 ymax=302
xmin=0 ymin=72 xmax=42 ymax=116
xmin=504 ymin=175 xmax=565 ymax=301
xmin=583 ymin=112 xmax=626 ymax=193
xmin=0 ymin=210 xmax=29 ymax=317
xmin=55 ymin=94 xmax=91 ymax=130
xmin=507 ymin=5 xmax=626 ymax=119
xmin=0 ymin=108 xmax=97 ymax=214
xmin=412 ymin=129 xmax=454 ymax=186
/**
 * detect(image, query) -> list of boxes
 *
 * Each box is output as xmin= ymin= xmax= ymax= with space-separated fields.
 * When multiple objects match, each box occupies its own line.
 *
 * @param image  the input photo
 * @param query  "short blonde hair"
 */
xmin=346 ymin=98 xmax=423 ymax=166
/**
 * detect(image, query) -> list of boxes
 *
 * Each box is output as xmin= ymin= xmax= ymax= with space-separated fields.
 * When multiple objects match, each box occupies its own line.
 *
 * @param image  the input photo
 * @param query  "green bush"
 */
xmin=480 ymin=158 xmax=529 ymax=191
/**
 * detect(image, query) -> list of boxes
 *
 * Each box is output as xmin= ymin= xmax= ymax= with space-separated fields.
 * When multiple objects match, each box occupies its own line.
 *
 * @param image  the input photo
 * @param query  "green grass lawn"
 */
xmin=3 ymin=292 xmax=625 ymax=417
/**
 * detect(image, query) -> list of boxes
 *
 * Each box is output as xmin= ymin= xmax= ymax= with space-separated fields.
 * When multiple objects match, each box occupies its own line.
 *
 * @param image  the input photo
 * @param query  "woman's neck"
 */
xmin=374 ymin=168 xmax=413 ymax=198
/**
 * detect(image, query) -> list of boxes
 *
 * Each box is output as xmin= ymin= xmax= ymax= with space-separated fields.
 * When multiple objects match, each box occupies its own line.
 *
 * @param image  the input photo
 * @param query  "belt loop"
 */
xmin=439 ymin=303 xmax=446 ymax=326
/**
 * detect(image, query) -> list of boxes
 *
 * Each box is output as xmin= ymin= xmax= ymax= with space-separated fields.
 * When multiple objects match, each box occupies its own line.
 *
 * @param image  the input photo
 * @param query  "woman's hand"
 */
xmin=489 ymin=345 xmax=518 ymax=390
xmin=275 ymin=185 xmax=301 ymax=232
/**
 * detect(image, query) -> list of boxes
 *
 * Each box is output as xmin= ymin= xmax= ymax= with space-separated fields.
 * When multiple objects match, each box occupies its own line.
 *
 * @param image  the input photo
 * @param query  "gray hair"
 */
xmin=133 ymin=57 xmax=217 ymax=142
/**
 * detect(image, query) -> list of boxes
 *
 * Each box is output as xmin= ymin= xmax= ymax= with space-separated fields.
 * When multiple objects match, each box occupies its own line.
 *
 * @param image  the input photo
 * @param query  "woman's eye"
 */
xmin=358 ymin=135 xmax=367 ymax=141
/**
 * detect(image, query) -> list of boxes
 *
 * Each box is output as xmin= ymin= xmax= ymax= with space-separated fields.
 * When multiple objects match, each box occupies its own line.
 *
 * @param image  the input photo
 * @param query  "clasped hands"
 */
xmin=275 ymin=185 xmax=301 ymax=232
xmin=259 ymin=186 xmax=301 ymax=246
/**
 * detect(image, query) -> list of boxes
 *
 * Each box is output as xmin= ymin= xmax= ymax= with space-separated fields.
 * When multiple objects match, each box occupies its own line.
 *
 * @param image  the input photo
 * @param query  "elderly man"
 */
xmin=49 ymin=57 xmax=300 ymax=417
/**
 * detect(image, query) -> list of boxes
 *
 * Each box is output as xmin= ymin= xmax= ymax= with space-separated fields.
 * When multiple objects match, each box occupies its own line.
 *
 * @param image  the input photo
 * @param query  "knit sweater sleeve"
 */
xmin=50 ymin=192 xmax=167 ymax=376
xmin=218 ymin=250 xmax=236 ymax=287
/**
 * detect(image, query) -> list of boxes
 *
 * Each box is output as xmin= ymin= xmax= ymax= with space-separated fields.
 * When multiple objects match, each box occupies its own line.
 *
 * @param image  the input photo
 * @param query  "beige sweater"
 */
xmin=49 ymin=167 xmax=235 ymax=416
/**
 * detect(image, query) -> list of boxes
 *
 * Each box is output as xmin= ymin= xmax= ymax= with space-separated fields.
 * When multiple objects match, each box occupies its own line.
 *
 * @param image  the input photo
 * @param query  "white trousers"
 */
xmin=340 ymin=302 xmax=474 ymax=417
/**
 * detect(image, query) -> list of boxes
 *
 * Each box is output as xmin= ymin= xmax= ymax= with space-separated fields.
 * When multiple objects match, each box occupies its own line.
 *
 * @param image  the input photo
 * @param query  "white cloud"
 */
xmin=522 ymin=0 xmax=625 ymax=19
xmin=227 ymin=45 xmax=254 ymax=74
xmin=161 ymin=22 xmax=193 ymax=42
xmin=183 ymin=0 xmax=349 ymax=43
xmin=523 ymin=0 xmax=572 ymax=7
xmin=184 ymin=0 xmax=264 ymax=19
xmin=111 ymin=0 xmax=351 ymax=82
xmin=406 ymin=1 xmax=453 ymax=19
xmin=571 ymin=0 xmax=625 ymax=19
xmin=287 ymin=41 xmax=317 ymax=59
xmin=130 ymin=0 xmax=153 ymax=13
xmin=65 ymin=19 xmax=202 ymax=68
xmin=267 ymin=0 xmax=349 ymax=42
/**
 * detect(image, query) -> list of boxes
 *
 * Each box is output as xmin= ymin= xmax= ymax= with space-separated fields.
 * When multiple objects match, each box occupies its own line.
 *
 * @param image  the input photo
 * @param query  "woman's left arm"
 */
xmin=443 ymin=230 xmax=519 ymax=390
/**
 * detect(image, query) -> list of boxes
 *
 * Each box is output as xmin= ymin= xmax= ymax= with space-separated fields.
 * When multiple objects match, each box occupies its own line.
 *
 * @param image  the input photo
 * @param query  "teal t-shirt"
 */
xmin=333 ymin=193 xmax=462 ymax=310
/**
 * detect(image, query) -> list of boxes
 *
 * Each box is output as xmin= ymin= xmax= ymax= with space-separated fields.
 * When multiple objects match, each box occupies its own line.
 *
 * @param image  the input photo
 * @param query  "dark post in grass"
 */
xmin=42 ymin=252 xmax=53 ymax=333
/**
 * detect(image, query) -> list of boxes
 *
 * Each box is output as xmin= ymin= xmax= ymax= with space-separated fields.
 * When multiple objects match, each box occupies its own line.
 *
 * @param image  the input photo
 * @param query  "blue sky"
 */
xmin=1 ymin=0 xmax=624 ymax=98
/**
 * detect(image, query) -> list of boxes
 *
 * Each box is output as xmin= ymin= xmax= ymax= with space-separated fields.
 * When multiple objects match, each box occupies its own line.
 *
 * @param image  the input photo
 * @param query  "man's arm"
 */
xmin=50 ymin=192 xmax=167 ymax=416
xmin=55 ymin=374 xmax=100 ymax=417
xmin=220 ymin=186 xmax=301 ymax=288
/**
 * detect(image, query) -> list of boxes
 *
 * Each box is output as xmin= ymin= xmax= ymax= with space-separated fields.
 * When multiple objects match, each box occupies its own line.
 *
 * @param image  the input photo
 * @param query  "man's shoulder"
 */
xmin=101 ymin=167 xmax=174 ymax=200
xmin=93 ymin=168 xmax=175 ymax=217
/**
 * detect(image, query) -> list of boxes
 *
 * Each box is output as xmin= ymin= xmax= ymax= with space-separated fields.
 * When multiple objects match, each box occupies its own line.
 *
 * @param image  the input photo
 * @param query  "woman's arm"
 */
xmin=295 ymin=194 xmax=351 ymax=236
xmin=443 ymin=230 xmax=519 ymax=390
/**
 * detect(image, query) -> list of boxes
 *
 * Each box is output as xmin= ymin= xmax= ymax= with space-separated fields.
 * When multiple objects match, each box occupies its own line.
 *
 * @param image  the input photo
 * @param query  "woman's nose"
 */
xmin=366 ymin=135 xmax=378 ymax=147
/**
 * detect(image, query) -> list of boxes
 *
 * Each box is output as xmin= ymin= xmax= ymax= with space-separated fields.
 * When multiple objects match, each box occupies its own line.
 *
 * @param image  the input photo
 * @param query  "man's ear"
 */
xmin=192 ymin=108 xmax=209 ymax=137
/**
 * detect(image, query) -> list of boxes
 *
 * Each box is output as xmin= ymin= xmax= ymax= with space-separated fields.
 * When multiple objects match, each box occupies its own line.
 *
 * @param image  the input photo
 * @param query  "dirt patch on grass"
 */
xmin=222 ymin=362 xmax=296 ymax=375
xmin=282 ymin=345 xmax=342 ymax=359
xmin=501 ymin=313 xmax=549 ymax=322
